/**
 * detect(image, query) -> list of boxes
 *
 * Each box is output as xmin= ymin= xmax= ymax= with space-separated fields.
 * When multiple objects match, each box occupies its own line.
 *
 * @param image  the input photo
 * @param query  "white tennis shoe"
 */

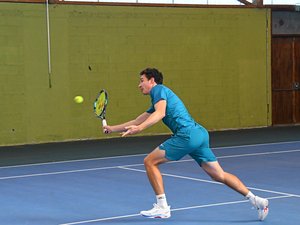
xmin=253 ymin=196 xmax=269 ymax=221
xmin=140 ymin=203 xmax=171 ymax=218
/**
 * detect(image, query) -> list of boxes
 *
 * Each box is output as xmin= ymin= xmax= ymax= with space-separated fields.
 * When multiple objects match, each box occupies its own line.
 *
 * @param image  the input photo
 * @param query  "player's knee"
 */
xmin=144 ymin=155 xmax=160 ymax=169
xmin=143 ymin=156 xmax=153 ymax=168
xmin=211 ymin=173 xmax=225 ymax=183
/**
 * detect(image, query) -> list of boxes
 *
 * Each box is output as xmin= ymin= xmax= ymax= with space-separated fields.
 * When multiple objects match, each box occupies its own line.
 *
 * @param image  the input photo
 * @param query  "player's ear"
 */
xmin=149 ymin=77 xmax=156 ymax=84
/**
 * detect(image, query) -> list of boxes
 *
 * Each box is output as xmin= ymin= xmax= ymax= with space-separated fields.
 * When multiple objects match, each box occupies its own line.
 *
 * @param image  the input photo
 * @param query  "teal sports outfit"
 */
xmin=147 ymin=84 xmax=217 ymax=165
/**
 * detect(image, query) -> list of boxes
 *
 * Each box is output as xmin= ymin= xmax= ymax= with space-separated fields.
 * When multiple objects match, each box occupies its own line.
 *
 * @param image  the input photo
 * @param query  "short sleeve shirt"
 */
xmin=146 ymin=85 xmax=197 ymax=134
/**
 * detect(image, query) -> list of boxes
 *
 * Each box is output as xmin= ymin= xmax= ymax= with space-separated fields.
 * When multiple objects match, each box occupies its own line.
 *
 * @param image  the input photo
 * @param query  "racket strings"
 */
xmin=96 ymin=100 xmax=105 ymax=115
xmin=94 ymin=92 xmax=107 ymax=117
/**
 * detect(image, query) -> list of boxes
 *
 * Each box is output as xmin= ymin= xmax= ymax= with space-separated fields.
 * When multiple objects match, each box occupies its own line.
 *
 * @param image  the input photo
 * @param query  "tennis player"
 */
xmin=103 ymin=68 xmax=269 ymax=221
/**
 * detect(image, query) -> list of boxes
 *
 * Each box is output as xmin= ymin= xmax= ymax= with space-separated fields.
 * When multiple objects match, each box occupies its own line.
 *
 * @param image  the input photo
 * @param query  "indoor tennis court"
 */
xmin=0 ymin=127 xmax=300 ymax=225
xmin=1 ymin=0 xmax=300 ymax=224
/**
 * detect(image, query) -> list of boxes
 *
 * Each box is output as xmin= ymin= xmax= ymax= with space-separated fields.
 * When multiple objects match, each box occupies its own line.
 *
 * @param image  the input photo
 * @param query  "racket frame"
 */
xmin=94 ymin=89 xmax=108 ymax=127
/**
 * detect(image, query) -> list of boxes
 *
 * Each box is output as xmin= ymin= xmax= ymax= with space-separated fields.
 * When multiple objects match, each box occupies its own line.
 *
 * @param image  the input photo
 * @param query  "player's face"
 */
xmin=139 ymin=74 xmax=155 ymax=95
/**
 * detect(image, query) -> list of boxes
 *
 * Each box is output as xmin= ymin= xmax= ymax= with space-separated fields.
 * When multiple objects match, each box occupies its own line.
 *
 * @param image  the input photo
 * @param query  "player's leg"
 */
xmin=201 ymin=161 xmax=249 ymax=195
xmin=201 ymin=161 xmax=269 ymax=221
xmin=140 ymin=147 xmax=171 ymax=218
xmin=143 ymin=147 xmax=169 ymax=195
xmin=188 ymin=126 xmax=269 ymax=221
xmin=141 ymin=134 xmax=190 ymax=219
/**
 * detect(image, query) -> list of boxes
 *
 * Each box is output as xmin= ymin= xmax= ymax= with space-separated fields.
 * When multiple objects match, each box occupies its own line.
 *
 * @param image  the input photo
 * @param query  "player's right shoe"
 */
xmin=253 ymin=196 xmax=269 ymax=221
xmin=140 ymin=203 xmax=171 ymax=218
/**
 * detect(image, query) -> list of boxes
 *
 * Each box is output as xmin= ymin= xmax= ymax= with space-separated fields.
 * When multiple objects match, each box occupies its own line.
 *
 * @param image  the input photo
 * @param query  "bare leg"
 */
xmin=201 ymin=161 xmax=269 ymax=221
xmin=143 ymin=147 xmax=169 ymax=195
xmin=140 ymin=148 xmax=171 ymax=218
xmin=201 ymin=161 xmax=249 ymax=196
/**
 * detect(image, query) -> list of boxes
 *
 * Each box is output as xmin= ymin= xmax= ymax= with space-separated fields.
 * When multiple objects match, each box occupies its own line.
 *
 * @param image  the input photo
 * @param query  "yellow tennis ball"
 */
xmin=74 ymin=96 xmax=84 ymax=104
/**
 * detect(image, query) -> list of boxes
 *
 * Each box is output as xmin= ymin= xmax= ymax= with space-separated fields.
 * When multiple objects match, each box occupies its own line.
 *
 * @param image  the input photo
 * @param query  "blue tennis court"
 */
xmin=0 ymin=140 xmax=299 ymax=225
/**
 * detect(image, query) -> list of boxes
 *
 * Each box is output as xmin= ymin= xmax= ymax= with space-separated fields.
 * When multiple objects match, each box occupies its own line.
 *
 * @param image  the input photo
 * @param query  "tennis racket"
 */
xmin=94 ymin=89 xmax=108 ymax=133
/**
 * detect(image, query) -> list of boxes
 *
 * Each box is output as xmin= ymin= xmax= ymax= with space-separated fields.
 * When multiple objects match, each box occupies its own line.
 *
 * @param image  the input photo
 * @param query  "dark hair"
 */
xmin=140 ymin=68 xmax=163 ymax=84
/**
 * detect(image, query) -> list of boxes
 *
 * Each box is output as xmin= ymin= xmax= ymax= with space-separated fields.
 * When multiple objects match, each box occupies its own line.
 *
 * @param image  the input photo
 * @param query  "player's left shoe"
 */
xmin=253 ymin=196 xmax=269 ymax=221
xmin=140 ymin=203 xmax=171 ymax=218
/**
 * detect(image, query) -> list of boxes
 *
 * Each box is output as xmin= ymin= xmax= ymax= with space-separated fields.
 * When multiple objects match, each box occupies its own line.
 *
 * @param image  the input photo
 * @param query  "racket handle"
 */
xmin=102 ymin=119 xmax=109 ymax=134
xmin=102 ymin=119 xmax=107 ymax=127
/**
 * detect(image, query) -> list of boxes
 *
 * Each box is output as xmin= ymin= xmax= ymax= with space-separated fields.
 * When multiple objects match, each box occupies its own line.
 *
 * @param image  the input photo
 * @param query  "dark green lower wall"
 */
xmin=0 ymin=3 xmax=271 ymax=146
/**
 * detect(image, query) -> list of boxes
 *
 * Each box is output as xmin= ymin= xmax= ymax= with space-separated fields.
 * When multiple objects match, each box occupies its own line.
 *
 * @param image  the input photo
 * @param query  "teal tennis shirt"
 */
xmin=146 ymin=84 xmax=198 ymax=134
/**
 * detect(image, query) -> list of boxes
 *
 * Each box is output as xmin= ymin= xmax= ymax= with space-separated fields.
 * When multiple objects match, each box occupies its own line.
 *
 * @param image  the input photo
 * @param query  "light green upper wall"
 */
xmin=0 ymin=3 xmax=271 ymax=146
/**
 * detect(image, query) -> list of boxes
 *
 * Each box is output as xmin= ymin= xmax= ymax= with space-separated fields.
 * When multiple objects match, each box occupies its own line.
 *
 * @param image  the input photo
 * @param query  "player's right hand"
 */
xmin=103 ymin=125 xmax=112 ymax=134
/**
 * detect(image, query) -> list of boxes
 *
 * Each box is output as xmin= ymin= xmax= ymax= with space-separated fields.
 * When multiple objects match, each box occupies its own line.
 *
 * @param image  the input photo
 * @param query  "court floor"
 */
xmin=0 ymin=140 xmax=299 ymax=225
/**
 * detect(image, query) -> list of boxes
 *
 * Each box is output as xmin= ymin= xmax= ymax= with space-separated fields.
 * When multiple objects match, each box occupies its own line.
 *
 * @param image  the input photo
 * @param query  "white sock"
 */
xmin=246 ymin=191 xmax=256 ymax=205
xmin=156 ymin=194 xmax=168 ymax=208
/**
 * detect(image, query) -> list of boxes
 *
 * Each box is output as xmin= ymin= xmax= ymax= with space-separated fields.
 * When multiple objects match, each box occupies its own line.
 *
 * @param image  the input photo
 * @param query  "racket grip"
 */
xmin=102 ymin=119 xmax=109 ymax=134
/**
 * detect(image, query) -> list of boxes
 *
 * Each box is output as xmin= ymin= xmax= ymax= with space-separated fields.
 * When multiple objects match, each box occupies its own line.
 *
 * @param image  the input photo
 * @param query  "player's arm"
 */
xmin=138 ymin=100 xmax=166 ymax=131
xmin=104 ymin=112 xmax=150 ymax=133
xmin=122 ymin=100 xmax=166 ymax=137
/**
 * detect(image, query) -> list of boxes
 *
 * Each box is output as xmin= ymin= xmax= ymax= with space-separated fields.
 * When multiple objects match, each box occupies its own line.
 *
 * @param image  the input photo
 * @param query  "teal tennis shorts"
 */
xmin=159 ymin=126 xmax=217 ymax=165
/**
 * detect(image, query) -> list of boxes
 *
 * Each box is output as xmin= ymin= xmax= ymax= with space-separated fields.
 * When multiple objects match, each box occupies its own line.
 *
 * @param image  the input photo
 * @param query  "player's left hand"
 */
xmin=122 ymin=125 xmax=141 ymax=137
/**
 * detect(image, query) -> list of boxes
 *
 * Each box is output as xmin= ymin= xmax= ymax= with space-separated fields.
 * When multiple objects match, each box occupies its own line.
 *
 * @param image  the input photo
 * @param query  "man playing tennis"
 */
xmin=103 ymin=68 xmax=269 ymax=221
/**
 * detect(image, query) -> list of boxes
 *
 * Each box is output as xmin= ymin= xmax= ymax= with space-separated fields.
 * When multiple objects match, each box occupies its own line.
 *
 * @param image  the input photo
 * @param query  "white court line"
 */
xmin=59 ymin=195 xmax=293 ymax=225
xmin=1 ymin=140 xmax=300 ymax=169
xmin=213 ymin=140 xmax=300 ymax=149
xmin=218 ymin=148 xmax=300 ymax=159
xmin=1 ymin=148 xmax=300 ymax=180
xmin=119 ymin=166 xmax=300 ymax=198
xmin=0 ymin=153 xmax=147 ymax=170
xmin=0 ymin=163 xmax=142 ymax=180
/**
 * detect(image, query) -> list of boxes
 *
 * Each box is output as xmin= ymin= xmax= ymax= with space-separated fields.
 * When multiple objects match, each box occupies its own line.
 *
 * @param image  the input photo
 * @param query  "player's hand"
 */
xmin=103 ymin=125 xmax=112 ymax=134
xmin=122 ymin=125 xmax=141 ymax=137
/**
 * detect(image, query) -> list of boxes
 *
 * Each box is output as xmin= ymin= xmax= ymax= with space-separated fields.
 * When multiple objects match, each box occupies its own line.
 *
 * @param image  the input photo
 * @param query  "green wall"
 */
xmin=0 ymin=2 xmax=271 ymax=146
